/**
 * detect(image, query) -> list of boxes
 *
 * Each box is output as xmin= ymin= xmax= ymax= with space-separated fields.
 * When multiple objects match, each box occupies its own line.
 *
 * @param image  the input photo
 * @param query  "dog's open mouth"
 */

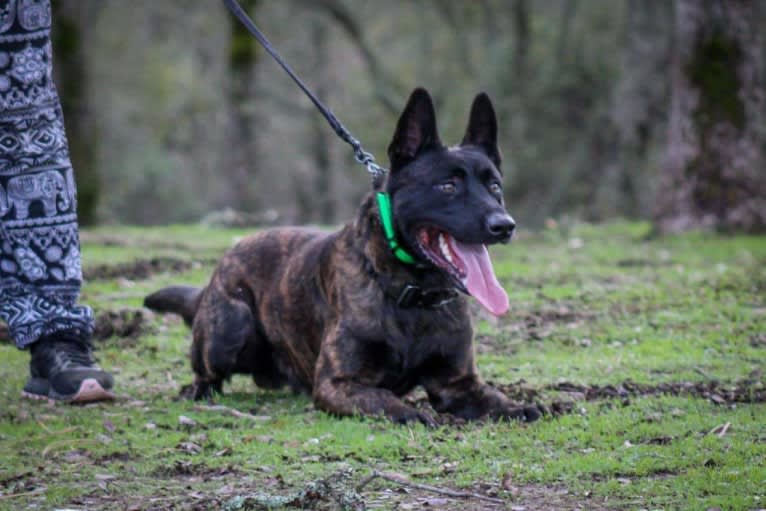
xmin=416 ymin=227 xmax=509 ymax=316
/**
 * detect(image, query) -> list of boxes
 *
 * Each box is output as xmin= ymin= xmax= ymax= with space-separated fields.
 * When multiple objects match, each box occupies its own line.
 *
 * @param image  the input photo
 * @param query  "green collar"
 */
xmin=376 ymin=192 xmax=417 ymax=265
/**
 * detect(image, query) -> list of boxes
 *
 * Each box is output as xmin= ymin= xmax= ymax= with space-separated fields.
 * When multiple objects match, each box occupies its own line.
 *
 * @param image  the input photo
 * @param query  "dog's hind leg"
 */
xmin=189 ymin=284 xmax=256 ymax=400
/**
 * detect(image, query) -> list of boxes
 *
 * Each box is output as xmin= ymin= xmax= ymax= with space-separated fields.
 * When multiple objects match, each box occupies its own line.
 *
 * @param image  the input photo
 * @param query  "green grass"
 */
xmin=1 ymin=221 xmax=764 ymax=510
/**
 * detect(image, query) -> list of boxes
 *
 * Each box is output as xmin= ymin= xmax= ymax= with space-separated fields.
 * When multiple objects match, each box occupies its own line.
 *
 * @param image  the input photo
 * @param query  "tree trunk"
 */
xmin=602 ymin=0 xmax=672 ymax=218
xmin=310 ymin=19 xmax=334 ymax=225
xmin=226 ymin=0 xmax=260 ymax=212
xmin=513 ymin=0 xmax=530 ymax=96
xmin=655 ymin=0 xmax=765 ymax=233
xmin=52 ymin=1 xmax=101 ymax=225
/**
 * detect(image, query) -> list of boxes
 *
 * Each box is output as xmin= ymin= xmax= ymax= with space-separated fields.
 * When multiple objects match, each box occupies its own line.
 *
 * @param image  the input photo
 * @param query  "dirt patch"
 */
xmin=403 ymin=378 xmax=766 ymax=426
xmin=57 ymin=470 xmax=618 ymax=511
xmin=616 ymin=258 xmax=673 ymax=268
xmin=84 ymin=257 xmax=215 ymax=281
xmin=152 ymin=460 xmax=243 ymax=478
xmin=520 ymin=304 xmax=595 ymax=340
xmin=1 ymin=309 xmax=149 ymax=346
xmin=93 ymin=308 xmax=151 ymax=345
xmin=542 ymin=379 xmax=766 ymax=405
xmin=473 ymin=303 xmax=596 ymax=349
xmin=487 ymin=303 xmax=596 ymax=342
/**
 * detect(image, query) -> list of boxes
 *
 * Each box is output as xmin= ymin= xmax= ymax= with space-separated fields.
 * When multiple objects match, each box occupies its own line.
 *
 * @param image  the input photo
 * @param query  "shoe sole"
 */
xmin=22 ymin=378 xmax=115 ymax=403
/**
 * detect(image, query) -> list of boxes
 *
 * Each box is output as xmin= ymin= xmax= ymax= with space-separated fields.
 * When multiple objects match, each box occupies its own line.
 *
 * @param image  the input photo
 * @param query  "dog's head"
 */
xmin=385 ymin=88 xmax=513 ymax=316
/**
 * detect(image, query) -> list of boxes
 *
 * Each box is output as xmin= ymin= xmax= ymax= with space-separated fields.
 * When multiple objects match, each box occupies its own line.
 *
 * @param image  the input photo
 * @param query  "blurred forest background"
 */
xmin=51 ymin=0 xmax=766 ymax=232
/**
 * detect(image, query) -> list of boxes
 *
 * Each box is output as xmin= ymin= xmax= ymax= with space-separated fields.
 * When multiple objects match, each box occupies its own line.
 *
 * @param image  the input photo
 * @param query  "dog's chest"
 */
xmin=370 ymin=308 xmax=471 ymax=393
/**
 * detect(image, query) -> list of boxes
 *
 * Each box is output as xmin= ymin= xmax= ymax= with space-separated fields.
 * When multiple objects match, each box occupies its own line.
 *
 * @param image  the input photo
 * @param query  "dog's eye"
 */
xmin=489 ymin=182 xmax=502 ymax=195
xmin=439 ymin=181 xmax=457 ymax=194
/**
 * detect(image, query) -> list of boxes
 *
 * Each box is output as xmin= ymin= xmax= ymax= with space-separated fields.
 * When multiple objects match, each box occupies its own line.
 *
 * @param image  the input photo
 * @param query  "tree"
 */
xmin=52 ymin=0 xmax=101 ymax=225
xmin=655 ymin=0 xmax=765 ymax=233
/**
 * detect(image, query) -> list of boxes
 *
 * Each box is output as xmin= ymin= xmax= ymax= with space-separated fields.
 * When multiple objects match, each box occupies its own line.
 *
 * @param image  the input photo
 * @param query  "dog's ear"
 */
xmin=388 ymin=88 xmax=442 ymax=170
xmin=461 ymin=92 xmax=501 ymax=169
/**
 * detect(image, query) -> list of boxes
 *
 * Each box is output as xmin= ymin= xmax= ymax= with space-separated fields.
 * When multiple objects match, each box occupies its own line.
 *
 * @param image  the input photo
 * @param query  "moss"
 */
xmin=687 ymin=29 xmax=745 ymax=132
xmin=228 ymin=0 xmax=260 ymax=71
xmin=683 ymin=30 xmax=748 ymax=225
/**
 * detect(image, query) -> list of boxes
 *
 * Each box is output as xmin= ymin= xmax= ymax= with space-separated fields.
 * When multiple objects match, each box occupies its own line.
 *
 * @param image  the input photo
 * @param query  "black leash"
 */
xmin=222 ymin=0 xmax=422 ymax=267
xmin=221 ymin=0 xmax=387 ymax=189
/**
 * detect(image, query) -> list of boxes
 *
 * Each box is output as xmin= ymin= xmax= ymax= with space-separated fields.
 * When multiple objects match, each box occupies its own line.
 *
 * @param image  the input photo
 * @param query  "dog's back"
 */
xmin=145 ymin=228 xmax=327 ymax=323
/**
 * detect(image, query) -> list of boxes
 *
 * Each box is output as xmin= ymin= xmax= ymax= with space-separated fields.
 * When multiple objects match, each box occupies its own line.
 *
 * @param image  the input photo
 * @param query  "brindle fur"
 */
xmin=145 ymin=89 xmax=540 ymax=425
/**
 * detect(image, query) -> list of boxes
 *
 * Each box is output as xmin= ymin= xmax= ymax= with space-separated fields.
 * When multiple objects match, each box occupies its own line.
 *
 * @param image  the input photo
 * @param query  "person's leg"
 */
xmin=0 ymin=0 xmax=112 ymax=401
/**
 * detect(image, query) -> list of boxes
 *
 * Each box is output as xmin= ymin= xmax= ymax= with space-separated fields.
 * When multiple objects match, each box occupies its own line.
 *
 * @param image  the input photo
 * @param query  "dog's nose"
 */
xmin=486 ymin=212 xmax=516 ymax=240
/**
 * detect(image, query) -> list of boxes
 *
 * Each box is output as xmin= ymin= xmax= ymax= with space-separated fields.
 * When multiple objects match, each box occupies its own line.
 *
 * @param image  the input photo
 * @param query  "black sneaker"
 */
xmin=22 ymin=331 xmax=115 ymax=403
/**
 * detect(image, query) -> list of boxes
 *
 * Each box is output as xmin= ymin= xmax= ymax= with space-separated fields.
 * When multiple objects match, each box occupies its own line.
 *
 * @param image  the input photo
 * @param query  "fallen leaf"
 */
xmin=709 ymin=394 xmax=726 ymax=405
xmin=441 ymin=461 xmax=459 ymax=474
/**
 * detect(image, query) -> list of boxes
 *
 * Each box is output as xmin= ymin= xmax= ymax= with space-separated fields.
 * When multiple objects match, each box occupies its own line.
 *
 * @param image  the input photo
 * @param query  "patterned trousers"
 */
xmin=0 ymin=0 xmax=93 ymax=349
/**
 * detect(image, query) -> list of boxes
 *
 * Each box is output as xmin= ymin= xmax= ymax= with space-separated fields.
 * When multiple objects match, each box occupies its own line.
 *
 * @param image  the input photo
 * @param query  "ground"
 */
xmin=1 ymin=221 xmax=764 ymax=510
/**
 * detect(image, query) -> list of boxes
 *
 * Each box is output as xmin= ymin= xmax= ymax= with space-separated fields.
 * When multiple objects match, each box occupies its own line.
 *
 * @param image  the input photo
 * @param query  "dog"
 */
xmin=144 ymin=88 xmax=540 ymax=426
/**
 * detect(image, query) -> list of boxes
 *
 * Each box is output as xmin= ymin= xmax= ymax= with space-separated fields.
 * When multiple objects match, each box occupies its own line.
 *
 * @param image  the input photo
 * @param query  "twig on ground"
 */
xmin=357 ymin=470 xmax=505 ymax=505
xmin=0 ymin=488 xmax=45 ymax=500
xmin=37 ymin=420 xmax=80 ymax=436
xmin=708 ymin=421 xmax=731 ymax=437
xmin=194 ymin=404 xmax=271 ymax=422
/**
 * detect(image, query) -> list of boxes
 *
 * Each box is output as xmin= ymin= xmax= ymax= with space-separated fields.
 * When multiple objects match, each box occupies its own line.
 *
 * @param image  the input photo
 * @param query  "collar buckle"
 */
xmin=396 ymin=284 xmax=459 ymax=309
xmin=396 ymin=284 xmax=420 ymax=308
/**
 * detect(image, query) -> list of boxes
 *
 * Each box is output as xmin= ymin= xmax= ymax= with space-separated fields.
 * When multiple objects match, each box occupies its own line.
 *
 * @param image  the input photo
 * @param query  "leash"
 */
xmin=221 ymin=0 xmax=418 ymax=265
xmin=222 ymin=0 xmax=387 ymax=189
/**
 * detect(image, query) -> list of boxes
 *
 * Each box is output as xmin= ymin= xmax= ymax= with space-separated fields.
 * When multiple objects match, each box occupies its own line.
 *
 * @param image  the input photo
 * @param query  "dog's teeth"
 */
xmin=439 ymin=234 xmax=453 ymax=264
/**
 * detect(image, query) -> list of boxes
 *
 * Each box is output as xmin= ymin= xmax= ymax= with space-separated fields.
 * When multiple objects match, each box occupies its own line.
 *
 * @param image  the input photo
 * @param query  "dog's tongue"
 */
xmin=449 ymin=238 xmax=509 ymax=316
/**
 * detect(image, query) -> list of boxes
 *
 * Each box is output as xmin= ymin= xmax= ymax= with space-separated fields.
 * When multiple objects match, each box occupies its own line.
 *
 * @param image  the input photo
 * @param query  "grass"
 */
xmin=1 ymin=220 xmax=764 ymax=510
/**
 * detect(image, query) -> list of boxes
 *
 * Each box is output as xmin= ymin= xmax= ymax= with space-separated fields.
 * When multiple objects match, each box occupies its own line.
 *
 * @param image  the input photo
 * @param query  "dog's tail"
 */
xmin=144 ymin=286 xmax=203 ymax=327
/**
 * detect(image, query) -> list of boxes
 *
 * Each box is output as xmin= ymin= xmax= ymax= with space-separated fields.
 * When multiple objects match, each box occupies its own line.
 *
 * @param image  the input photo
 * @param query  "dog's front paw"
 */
xmin=496 ymin=404 xmax=543 ymax=423
xmin=391 ymin=408 xmax=438 ymax=428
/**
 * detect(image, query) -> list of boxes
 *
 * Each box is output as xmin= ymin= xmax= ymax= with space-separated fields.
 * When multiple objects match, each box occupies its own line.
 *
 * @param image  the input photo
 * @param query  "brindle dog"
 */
xmin=145 ymin=88 xmax=540 ymax=426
